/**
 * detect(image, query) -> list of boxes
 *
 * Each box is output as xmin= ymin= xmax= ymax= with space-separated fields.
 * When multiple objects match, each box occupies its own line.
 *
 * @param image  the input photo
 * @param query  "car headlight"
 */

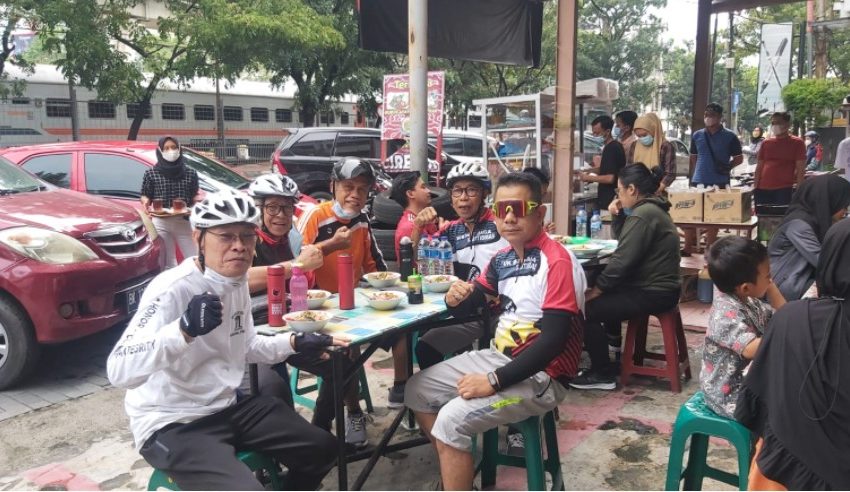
xmin=0 ymin=227 xmax=99 ymax=264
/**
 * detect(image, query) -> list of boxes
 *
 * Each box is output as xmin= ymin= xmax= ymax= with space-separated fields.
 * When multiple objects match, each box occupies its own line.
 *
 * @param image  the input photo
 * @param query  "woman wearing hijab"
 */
xmin=736 ymin=218 xmax=850 ymax=490
xmin=744 ymin=126 xmax=765 ymax=166
xmin=768 ymin=175 xmax=850 ymax=300
xmin=140 ymin=136 xmax=200 ymax=268
xmin=626 ymin=112 xmax=676 ymax=194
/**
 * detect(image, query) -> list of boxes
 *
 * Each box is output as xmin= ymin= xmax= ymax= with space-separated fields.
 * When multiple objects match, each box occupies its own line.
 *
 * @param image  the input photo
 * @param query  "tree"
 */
xmin=782 ymin=77 xmax=849 ymax=129
xmin=660 ymin=45 xmax=694 ymax=139
xmin=576 ymin=0 xmax=668 ymax=111
xmin=263 ymin=0 xmax=391 ymax=127
xmin=37 ymin=0 xmax=340 ymax=139
xmin=0 ymin=1 xmax=36 ymax=99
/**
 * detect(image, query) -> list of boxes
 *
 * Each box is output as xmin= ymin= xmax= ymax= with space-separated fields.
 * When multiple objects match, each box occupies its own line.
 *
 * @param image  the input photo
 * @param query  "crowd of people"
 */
xmin=104 ymin=106 xmax=850 ymax=490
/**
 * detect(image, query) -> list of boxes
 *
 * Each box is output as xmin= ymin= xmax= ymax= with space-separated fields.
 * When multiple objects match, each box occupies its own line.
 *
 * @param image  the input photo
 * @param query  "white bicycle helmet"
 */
xmin=446 ymin=161 xmax=491 ymax=190
xmin=249 ymin=173 xmax=300 ymax=199
xmin=190 ymin=189 xmax=261 ymax=230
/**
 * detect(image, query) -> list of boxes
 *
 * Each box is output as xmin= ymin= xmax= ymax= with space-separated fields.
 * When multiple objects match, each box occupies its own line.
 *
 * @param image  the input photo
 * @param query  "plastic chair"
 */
xmin=147 ymin=450 xmax=285 ymax=490
xmin=665 ymin=392 xmax=752 ymax=491
xmin=621 ymin=307 xmax=692 ymax=393
xmin=289 ymin=366 xmax=374 ymax=413
xmin=477 ymin=410 xmax=564 ymax=491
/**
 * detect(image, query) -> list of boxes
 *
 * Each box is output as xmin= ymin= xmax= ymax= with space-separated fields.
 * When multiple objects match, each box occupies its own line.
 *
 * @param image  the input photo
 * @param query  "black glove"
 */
xmin=180 ymin=293 xmax=223 ymax=338
xmin=292 ymin=332 xmax=333 ymax=354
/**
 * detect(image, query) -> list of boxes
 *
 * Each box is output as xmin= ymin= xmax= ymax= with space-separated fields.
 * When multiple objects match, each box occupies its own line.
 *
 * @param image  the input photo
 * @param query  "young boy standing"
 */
xmin=701 ymin=236 xmax=786 ymax=419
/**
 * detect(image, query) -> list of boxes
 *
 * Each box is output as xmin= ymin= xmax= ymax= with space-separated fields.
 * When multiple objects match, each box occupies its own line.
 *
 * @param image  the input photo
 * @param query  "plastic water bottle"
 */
xmin=428 ymin=235 xmax=441 ymax=276
xmin=417 ymin=236 xmax=430 ymax=276
xmin=289 ymin=266 xmax=308 ymax=312
xmin=590 ymin=210 xmax=602 ymax=239
xmin=438 ymin=236 xmax=454 ymax=276
xmin=576 ymin=206 xmax=588 ymax=238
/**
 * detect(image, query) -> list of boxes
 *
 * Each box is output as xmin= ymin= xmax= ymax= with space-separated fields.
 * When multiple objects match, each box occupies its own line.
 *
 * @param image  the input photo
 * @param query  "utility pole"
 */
xmin=814 ymin=0 xmax=828 ymax=78
xmin=726 ymin=12 xmax=736 ymax=132
xmin=68 ymin=76 xmax=80 ymax=141
xmin=215 ymin=61 xmax=225 ymax=157
xmin=408 ymin=0 xmax=428 ymax=179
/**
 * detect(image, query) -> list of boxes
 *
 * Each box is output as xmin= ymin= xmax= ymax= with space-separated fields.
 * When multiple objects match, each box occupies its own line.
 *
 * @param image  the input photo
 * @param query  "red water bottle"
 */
xmin=338 ymin=253 xmax=354 ymax=310
xmin=267 ymin=265 xmax=286 ymax=327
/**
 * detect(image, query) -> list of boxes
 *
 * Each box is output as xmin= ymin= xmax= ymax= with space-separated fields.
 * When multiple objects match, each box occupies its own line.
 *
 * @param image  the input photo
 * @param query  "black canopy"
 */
xmin=358 ymin=0 xmax=545 ymax=67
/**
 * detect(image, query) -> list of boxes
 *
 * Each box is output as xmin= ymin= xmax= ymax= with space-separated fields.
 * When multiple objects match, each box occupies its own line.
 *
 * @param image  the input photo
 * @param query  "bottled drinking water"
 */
xmin=438 ymin=236 xmax=454 ymax=276
xmin=590 ymin=210 xmax=602 ymax=239
xmin=575 ymin=206 xmax=588 ymax=238
xmin=428 ymin=235 xmax=441 ymax=276
xmin=417 ymin=236 xmax=430 ymax=275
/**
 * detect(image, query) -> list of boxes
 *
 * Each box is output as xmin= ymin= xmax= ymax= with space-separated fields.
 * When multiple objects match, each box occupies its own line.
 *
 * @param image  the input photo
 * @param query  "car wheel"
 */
xmin=371 ymin=187 xmax=455 ymax=227
xmin=309 ymin=191 xmax=334 ymax=203
xmin=0 ymin=295 xmax=41 ymax=390
xmin=372 ymin=228 xmax=398 ymax=262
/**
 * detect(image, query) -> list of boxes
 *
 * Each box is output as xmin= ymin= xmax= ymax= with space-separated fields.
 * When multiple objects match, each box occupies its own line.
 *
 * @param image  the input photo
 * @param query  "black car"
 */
xmin=270 ymin=127 xmax=458 ymax=201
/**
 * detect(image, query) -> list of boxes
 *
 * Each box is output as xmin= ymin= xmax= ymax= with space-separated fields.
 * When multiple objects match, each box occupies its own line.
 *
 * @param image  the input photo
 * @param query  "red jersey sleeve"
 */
xmin=542 ymin=258 xmax=579 ymax=314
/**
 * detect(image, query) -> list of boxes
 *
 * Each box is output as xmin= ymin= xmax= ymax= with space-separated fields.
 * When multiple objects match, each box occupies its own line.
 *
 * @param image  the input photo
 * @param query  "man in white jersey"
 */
xmin=107 ymin=189 xmax=346 ymax=490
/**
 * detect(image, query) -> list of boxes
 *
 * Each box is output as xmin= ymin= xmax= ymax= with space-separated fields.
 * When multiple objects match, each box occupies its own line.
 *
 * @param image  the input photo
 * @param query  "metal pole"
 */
xmin=727 ymin=12 xmax=735 ymax=132
xmin=68 ymin=76 xmax=80 ymax=141
xmin=408 ymin=0 xmax=428 ymax=180
xmin=215 ymin=62 xmax=225 ymax=157
xmin=807 ymin=0 xmax=814 ymax=77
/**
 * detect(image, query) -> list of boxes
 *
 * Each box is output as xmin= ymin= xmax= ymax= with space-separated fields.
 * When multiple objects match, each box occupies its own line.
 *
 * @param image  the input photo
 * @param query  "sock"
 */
xmin=392 ymin=380 xmax=406 ymax=390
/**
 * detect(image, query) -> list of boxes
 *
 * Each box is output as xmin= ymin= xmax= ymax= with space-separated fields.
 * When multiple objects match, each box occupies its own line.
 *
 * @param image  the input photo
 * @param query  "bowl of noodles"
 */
xmin=306 ymin=290 xmax=331 ymax=309
xmin=424 ymin=274 xmax=458 ymax=293
xmin=363 ymin=271 xmax=401 ymax=288
xmin=283 ymin=310 xmax=330 ymax=333
xmin=364 ymin=290 xmax=405 ymax=310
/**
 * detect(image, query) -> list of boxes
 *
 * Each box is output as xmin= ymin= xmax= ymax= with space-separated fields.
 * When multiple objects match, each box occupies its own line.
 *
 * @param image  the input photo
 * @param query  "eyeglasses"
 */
xmin=490 ymin=200 xmax=539 ymax=219
xmin=206 ymin=230 xmax=258 ymax=245
xmin=451 ymin=186 xmax=483 ymax=198
xmin=263 ymin=204 xmax=295 ymax=216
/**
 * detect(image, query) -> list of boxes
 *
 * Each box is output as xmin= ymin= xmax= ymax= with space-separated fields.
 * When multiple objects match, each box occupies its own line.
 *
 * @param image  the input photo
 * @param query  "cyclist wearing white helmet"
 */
xmin=107 ymin=189 xmax=345 ymax=490
xmin=247 ymin=174 xmax=323 ymax=293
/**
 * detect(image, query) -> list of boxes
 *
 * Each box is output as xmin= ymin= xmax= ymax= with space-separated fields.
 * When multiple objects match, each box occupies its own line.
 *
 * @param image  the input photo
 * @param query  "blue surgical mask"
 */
xmin=612 ymin=126 xmax=622 ymax=139
xmin=623 ymin=207 xmax=634 ymax=216
xmin=639 ymin=135 xmax=654 ymax=147
xmin=332 ymin=201 xmax=360 ymax=220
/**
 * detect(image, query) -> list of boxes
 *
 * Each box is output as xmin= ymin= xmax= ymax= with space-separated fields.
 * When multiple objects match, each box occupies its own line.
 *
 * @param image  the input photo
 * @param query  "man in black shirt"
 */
xmin=582 ymin=115 xmax=626 ymax=229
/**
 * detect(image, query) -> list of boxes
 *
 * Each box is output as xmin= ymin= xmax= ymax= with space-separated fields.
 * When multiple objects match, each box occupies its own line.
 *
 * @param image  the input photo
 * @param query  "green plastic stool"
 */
xmin=477 ymin=410 xmax=564 ymax=491
xmin=665 ymin=392 xmax=752 ymax=491
xmin=147 ymin=450 xmax=284 ymax=490
xmin=289 ymin=366 xmax=374 ymax=413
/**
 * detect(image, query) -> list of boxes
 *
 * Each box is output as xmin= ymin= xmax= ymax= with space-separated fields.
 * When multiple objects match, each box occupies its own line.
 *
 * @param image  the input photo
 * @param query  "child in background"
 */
xmin=701 ymin=236 xmax=786 ymax=419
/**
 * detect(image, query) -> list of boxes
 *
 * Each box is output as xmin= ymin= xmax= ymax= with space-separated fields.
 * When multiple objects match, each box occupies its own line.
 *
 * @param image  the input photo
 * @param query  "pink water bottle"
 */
xmin=338 ymin=253 xmax=355 ymax=310
xmin=267 ymin=265 xmax=286 ymax=327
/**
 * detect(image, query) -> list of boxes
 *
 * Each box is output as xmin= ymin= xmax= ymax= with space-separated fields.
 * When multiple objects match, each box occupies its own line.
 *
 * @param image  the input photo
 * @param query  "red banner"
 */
xmin=381 ymin=71 xmax=445 ymax=141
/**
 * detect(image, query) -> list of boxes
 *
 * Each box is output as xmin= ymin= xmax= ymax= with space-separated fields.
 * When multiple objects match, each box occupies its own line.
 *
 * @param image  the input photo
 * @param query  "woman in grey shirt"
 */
xmin=768 ymin=175 xmax=850 ymax=300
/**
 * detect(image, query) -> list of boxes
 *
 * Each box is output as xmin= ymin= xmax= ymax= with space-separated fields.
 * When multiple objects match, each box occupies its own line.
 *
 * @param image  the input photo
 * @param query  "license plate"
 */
xmin=124 ymin=281 xmax=151 ymax=314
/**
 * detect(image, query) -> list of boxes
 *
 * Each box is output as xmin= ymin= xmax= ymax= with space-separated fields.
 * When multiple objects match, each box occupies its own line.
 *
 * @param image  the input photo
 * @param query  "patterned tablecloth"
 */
xmin=255 ymin=286 xmax=449 ymax=346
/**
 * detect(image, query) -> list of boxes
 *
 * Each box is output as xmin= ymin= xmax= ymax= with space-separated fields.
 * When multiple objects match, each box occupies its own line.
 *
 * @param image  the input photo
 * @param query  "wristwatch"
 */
xmin=487 ymin=371 xmax=501 ymax=392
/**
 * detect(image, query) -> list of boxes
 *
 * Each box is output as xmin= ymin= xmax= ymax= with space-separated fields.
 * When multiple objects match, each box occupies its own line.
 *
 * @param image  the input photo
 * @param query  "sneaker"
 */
xmin=506 ymin=431 xmax=525 ymax=457
xmin=387 ymin=384 xmax=405 ymax=409
xmin=345 ymin=412 xmax=368 ymax=448
xmin=569 ymin=369 xmax=616 ymax=390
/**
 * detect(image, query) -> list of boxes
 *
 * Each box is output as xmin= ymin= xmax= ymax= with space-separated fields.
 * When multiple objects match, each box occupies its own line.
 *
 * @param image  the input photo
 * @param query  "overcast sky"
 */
xmin=658 ymin=0 xmax=700 ymax=46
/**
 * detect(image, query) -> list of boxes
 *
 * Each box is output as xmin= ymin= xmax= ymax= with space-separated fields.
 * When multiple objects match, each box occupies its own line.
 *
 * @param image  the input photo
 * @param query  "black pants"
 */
xmin=754 ymin=187 xmax=793 ymax=207
xmin=584 ymin=288 xmax=680 ymax=374
xmin=140 ymin=396 xmax=336 ymax=491
xmin=271 ymin=352 xmax=360 ymax=431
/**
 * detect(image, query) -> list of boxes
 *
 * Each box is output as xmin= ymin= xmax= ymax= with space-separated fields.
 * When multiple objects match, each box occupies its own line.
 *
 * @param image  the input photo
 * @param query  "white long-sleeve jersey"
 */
xmin=106 ymin=258 xmax=295 ymax=449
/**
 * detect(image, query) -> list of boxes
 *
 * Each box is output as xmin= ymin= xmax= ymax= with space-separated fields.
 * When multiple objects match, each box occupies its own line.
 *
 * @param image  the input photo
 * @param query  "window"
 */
xmin=127 ymin=103 xmax=152 ymax=120
xmin=334 ymin=134 xmax=378 ymax=159
xmin=250 ymin=107 xmax=269 ymax=122
xmin=11 ymin=97 xmax=30 ymax=105
xmin=21 ymin=154 xmax=72 ymax=189
xmin=88 ymin=101 xmax=116 ymax=119
xmin=45 ymin=98 xmax=71 ymax=118
xmin=320 ymin=111 xmax=335 ymax=125
xmin=83 ymin=153 xmax=148 ymax=199
xmin=223 ymin=106 xmax=243 ymax=122
xmin=441 ymin=137 xmax=465 ymax=156
xmin=275 ymin=109 xmax=293 ymax=123
xmin=194 ymin=105 xmax=215 ymax=121
xmin=286 ymin=131 xmax=336 ymax=157
xmin=340 ymin=112 xmax=350 ymax=125
xmin=161 ymin=103 xmax=185 ymax=121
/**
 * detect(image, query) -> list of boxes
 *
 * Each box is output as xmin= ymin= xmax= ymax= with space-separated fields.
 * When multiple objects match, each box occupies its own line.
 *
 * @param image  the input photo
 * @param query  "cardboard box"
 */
xmin=703 ymin=188 xmax=753 ymax=223
xmin=668 ymin=190 xmax=704 ymax=223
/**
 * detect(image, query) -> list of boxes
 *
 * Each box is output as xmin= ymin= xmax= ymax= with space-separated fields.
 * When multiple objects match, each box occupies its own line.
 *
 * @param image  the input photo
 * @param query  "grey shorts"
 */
xmin=404 ymin=349 xmax=567 ymax=450
xmin=418 ymin=319 xmax=493 ymax=355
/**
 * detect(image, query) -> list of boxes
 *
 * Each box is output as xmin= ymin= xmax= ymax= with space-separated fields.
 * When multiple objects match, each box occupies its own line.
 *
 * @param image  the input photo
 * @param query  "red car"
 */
xmin=0 ymin=157 xmax=163 ymax=389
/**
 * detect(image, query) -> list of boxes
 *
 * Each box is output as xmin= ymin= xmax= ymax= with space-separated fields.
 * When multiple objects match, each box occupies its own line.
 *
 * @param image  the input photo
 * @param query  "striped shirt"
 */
xmin=297 ymin=201 xmax=387 ymax=292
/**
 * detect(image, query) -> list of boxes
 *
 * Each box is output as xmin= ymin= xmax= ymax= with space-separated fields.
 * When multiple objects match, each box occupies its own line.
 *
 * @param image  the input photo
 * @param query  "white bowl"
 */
xmin=363 ymin=271 xmax=401 ymax=288
xmin=306 ymin=289 xmax=331 ymax=309
xmin=424 ymin=274 xmax=458 ymax=293
xmin=566 ymin=244 xmax=604 ymax=259
xmin=283 ymin=310 xmax=330 ymax=333
xmin=365 ymin=291 xmax=405 ymax=310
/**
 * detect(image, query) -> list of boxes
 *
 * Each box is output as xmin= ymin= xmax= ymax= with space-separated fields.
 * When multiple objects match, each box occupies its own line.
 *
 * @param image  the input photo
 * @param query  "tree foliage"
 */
xmin=782 ymin=77 xmax=849 ymax=129
xmin=0 ymin=1 xmax=36 ymax=99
